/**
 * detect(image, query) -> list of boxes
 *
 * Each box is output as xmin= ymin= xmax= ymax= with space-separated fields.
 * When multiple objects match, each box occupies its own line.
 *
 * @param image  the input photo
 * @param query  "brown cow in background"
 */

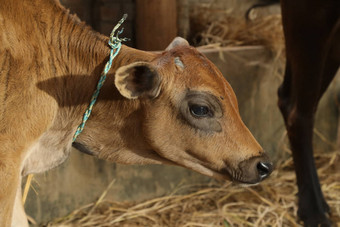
xmin=278 ymin=0 xmax=339 ymax=226
xmin=248 ymin=0 xmax=339 ymax=226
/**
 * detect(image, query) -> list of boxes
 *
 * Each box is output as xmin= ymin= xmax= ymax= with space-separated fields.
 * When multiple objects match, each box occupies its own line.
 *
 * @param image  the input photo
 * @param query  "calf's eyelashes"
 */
xmin=179 ymin=91 xmax=223 ymax=132
xmin=189 ymin=104 xmax=211 ymax=118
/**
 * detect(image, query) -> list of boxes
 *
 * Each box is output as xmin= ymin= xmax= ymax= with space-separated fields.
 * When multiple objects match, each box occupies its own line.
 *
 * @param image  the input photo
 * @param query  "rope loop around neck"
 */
xmin=72 ymin=14 xmax=129 ymax=142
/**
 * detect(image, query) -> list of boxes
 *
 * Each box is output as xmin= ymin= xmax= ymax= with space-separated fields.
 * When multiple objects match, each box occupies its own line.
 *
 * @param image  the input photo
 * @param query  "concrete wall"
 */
xmin=24 ymin=46 xmax=340 ymax=225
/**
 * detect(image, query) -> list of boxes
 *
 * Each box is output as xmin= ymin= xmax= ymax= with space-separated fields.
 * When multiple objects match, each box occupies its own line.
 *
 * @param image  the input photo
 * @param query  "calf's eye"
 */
xmin=189 ymin=105 xmax=211 ymax=117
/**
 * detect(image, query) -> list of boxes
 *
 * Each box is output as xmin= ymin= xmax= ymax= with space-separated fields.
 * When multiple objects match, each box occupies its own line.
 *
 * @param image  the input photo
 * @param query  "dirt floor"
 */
xmin=44 ymin=149 xmax=340 ymax=227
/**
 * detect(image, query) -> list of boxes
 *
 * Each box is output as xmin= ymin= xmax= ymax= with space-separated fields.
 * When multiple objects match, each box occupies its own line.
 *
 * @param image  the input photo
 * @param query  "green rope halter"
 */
xmin=72 ymin=14 xmax=129 ymax=142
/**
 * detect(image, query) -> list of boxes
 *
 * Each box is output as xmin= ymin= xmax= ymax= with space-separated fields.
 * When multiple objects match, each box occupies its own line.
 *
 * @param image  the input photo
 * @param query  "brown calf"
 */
xmin=0 ymin=0 xmax=272 ymax=226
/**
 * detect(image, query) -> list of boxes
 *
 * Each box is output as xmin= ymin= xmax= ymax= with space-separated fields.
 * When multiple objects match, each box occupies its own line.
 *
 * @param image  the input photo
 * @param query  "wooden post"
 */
xmin=177 ymin=0 xmax=190 ymax=39
xmin=136 ymin=0 xmax=177 ymax=51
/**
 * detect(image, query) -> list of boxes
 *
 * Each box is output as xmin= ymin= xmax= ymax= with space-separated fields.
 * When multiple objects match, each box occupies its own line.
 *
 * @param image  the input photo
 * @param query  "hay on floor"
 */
xmin=46 ymin=150 xmax=340 ymax=227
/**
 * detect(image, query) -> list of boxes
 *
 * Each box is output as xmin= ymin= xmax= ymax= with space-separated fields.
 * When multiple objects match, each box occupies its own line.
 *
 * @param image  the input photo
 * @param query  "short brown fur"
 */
xmin=0 ymin=1 xmax=271 ymax=226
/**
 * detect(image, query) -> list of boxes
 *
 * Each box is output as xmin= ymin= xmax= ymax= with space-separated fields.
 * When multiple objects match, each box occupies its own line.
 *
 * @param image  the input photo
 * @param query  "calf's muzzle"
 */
xmin=236 ymin=154 xmax=273 ymax=184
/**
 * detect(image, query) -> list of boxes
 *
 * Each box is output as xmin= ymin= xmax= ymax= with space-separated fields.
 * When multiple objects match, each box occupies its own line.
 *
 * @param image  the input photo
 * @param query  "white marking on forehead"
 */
xmin=174 ymin=57 xmax=185 ymax=69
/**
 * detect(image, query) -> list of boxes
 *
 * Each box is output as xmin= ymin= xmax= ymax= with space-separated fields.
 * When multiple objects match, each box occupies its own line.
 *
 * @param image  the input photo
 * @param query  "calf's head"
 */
xmin=86 ymin=38 xmax=272 ymax=184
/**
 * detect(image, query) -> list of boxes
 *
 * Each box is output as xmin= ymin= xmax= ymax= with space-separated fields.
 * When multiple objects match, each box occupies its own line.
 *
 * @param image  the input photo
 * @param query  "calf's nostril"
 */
xmin=257 ymin=162 xmax=273 ymax=180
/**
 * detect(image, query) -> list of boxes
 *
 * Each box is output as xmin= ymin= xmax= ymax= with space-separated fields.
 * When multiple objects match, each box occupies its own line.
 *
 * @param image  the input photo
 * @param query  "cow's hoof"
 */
xmin=297 ymin=192 xmax=332 ymax=227
xmin=299 ymin=213 xmax=332 ymax=227
xmin=303 ymin=219 xmax=332 ymax=227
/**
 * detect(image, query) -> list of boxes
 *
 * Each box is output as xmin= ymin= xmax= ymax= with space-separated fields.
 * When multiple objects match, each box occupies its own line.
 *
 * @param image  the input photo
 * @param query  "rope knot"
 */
xmin=108 ymin=14 xmax=130 ymax=49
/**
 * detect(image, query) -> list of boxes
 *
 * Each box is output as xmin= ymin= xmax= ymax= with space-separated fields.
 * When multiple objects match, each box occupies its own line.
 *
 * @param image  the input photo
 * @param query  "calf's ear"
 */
xmin=166 ymin=37 xmax=189 ymax=51
xmin=114 ymin=62 xmax=161 ymax=99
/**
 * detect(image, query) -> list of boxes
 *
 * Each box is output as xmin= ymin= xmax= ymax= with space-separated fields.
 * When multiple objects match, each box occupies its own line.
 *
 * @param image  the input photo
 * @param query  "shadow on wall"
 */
xmin=59 ymin=0 xmax=135 ymax=47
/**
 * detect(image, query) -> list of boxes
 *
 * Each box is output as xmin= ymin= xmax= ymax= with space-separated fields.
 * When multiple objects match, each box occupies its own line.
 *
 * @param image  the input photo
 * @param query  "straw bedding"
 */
xmin=46 ymin=150 xmax=340 ymax=227
xmin=189 ymin=4 xmax=285 ymax=58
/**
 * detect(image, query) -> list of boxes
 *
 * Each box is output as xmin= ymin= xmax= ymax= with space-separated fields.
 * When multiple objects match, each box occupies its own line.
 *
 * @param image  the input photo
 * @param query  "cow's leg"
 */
xmin=12 ymin=178 xmax=28 ymax=227
xmin=318 ymin=20 xmax=340 ymax=104
xmin=279 ymin=0 xmax=339 ymax=226
xmin=0 ymin=144 xmax=22 ymax=227
xmin=278 ymin=68 xmax=331 ymax=226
